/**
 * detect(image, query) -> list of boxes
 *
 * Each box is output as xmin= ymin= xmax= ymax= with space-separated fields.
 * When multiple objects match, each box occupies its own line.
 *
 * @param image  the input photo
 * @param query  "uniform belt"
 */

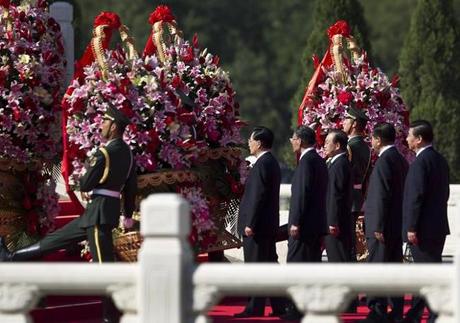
xmin=353 ymin=184 xmax=362 ymax=190
xmin=92 ymin=189 xmax=120 ymax=199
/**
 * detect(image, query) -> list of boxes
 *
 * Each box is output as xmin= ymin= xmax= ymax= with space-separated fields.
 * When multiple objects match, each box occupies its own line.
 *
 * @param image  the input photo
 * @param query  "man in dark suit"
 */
xmin=361 ymin=123 xmax=408 ymax=323
xmin=0 ymin=106 xmax=137 ymax=263
xmin=323 ymin=129 xmax=353 ymax=263
xmin=343 ymin=107 xmax=371 ymax=262
xmin=235 ymin=126 xmax=286 ymax=318
xmin=402 ymin=120 xmax=450 ymax=323
xmin=282 ymin=125 xmax=328 ymax=320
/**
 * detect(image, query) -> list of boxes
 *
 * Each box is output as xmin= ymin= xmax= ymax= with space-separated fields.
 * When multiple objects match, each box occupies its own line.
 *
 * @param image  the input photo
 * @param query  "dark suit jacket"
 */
xmin=365 ymin=146 xmax=408 ymax=240
xmin=79 ymin=138 xmax=137 ymax=228
xmin=326 ymin=154 xmax=353 ymax=234
xmin=403 ymin=147 xmax=450 ymax=240
xmin=288 ymin=149 xmax=328 ymax=239
xmin=348 ymin=136 xmax=371 ymax=212
xmin=238 ymin=152 xmax=280 ymax=236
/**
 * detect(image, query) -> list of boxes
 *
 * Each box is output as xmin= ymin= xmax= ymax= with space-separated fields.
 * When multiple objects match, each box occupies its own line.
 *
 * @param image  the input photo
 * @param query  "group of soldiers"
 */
xmin=236 ymin=108 xmax=449 ymax=323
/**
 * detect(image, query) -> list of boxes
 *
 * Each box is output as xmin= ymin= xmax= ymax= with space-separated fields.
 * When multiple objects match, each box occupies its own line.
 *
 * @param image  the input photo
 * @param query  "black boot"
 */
xmin=0 ymin=237 xmax=42 ymax=262
xmin=0 ymin=237 xmax=13 ymax=261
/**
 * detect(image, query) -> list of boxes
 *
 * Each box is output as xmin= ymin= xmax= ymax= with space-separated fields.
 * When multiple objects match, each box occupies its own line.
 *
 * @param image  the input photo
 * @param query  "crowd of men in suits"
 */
xmin=235 ymin=109 xmax=450 ymax=323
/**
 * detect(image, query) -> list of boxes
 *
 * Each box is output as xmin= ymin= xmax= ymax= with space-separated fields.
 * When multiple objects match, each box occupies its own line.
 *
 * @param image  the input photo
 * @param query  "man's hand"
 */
xmin=329 ymin=225 xmax=340 ymax=237
xmin=80 ymin=192 xmax=90 ymax=202
xmin=289 ymin=225 xmax=300 ymax=239
xmin=407 ymin=231 xmax=418 ymax=245
xmin=122 ymin=216 xmax=134 ymax=229
xmin=374 ymin=231 xmax=385 ymax=243
xmin=244 ymin=226 xmax=254 ymax=237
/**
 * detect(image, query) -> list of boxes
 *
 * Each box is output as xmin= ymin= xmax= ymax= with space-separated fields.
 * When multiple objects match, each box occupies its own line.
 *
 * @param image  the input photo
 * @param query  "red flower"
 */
xmin=165 ymin=115 xmax=174 ymax=126
xmin=338 ymin=91 xmax=353 ymax=105
xmin=171 ymin=75 xmax=183 ymax=89
xmin=182 ymin=47 xmax=194 ymax=63
xmin=315 ymin=125 xmax=324 ymax=147
xmin=0 ymin=0 xmax=9 ymax=8
xmin=375 ymin=91 xmax=391 ymax=108
xmin=212 ymin=55 xmax=220 ymax=66
xmin=93 ymin=12 xmax=121 ymax=29
xmin=356 ymin=100 xmax=367 ymax=110
xmin=12 ymin=107 xmax=21 ymax=121
xmin=327 ymin=20 xmax=351 ymax=39
xmin=192 ymin=33 xmax=199 ymax=48
xmin=148 ymin=5 xmax=175 ymax=25
xmin=120 ymin=101 xmax=134 ymax=118
xmin=147 ymin=129 xmax=160 ymax=152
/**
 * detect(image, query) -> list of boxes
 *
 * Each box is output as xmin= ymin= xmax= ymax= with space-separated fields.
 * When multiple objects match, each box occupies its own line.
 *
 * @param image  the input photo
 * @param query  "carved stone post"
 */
xmin=0 ymin=284 xmax=39 ymax=323
xmin=192 ymin=286 xmax=221 ymax=323
xmin=108 ymin=285 xmax=138 ymax=323
xmin=138 ymin=194 xmax=192 ymax=323
xmin=421 ymin=286 xmax=454 ymax=323
xmin=50 ymin=2 xmax=74 ymax=86
xmin=288 ymin=285 xmax=352 ymax=323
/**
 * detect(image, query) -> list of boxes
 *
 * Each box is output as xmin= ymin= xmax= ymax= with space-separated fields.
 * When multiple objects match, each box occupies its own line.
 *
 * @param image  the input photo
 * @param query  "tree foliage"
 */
xmin=399 ymin=0 xmax=460 ymax=182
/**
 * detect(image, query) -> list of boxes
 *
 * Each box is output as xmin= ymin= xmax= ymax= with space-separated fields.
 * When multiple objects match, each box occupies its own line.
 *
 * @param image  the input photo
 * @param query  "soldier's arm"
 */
xmin=79 ymin=149 xmax=106 ymax=192
xmin=122 ymin=165 xmax=137 ymax=218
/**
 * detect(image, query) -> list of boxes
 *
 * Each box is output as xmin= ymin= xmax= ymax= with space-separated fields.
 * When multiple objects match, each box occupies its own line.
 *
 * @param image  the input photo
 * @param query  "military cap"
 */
xmin=345 ymin=107 xmax=369 ymax=122
xmin=103 ymin=106 xmax=131 ymax=129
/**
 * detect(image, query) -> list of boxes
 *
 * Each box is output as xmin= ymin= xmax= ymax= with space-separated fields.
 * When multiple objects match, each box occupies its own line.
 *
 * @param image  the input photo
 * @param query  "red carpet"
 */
xmin=209 ymin=297 xmax=429 ymax=322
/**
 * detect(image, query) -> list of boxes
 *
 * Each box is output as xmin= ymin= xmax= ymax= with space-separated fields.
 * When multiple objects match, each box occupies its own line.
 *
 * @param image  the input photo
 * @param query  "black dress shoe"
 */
xmin=233 ymin=311 xmax=261 ymax=318
xmin=268 ymin=310 xmax=286 ymax=317
xmin=279 ymin=311 xmax=302 ymax=321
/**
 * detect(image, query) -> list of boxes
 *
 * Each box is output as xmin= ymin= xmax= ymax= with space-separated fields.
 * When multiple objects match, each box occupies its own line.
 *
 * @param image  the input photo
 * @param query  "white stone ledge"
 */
xmin=194 ymin=263 xmax=452 ymax=296
xmin=0 ymin=264 xmax=136 ymax=294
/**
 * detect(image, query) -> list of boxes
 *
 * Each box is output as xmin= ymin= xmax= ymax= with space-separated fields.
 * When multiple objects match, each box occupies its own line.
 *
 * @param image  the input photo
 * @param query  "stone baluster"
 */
xmin=0 ymin=284 xmax=39 ymax=323
xmin=288 ymin=285 xmax=352 ymax=323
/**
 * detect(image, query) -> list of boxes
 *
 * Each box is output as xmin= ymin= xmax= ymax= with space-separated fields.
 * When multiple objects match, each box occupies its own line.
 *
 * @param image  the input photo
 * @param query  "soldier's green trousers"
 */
xmin=40 ymin=217 xmax=115 ymax=262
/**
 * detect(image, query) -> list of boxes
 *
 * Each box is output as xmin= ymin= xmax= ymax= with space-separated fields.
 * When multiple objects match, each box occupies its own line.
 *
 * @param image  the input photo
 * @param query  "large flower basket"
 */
xmin=64 ymin=7 xmax=246 ymax=262
xmin=113 ymin=148 xmax=243 ymax=262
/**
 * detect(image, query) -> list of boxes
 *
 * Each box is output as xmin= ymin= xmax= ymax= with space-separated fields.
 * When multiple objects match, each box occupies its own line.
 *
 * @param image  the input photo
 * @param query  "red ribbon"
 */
xmin=143 ymin=5 xmax=175 ymax=58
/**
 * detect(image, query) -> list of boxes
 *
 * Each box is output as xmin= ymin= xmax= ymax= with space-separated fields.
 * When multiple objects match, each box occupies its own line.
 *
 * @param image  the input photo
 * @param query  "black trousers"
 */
xmin=406 ymin=237 xmax=445 ymax=323
xmin=366 ymin=237 xmax=404 ymax=320
xmin=325 ymin=233 xmax=352 ymax=262
xmin=286 ymin=236 xmax=322 ymax=263
xmin=242 ymin=235 xmax=286 ymax=315
xmin=40 ymin=216 xmax=115 ymax=263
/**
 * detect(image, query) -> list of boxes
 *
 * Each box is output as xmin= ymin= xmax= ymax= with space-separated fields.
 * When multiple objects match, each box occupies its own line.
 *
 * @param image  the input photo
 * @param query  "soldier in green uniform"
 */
xmin=342 ymin=107 xmax=371 ymax=261
xmin=0 ymin=106 xmax=137 ymax=263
